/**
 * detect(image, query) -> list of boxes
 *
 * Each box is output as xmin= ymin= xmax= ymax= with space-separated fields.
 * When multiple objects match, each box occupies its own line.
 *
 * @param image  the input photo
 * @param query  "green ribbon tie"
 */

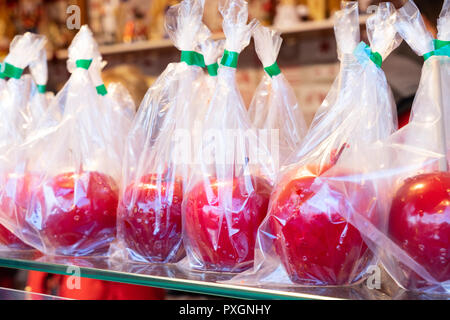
xmin=96 ymin=84 xmax=108 ymax=96
xmin=180 ymin=51 xmax=205 ymax=68
xmin=220 ymin=50 xmax=239 ymax=68
xmin=354 ymin=42 xmax=382 ymax=68
xmin=76 ymin=59 xmax=93 ymax=70
xmin=264 ymin=62 xmax=281 ymax=77
xmin=206 ymin=62 xmax=219 ymax=76
xmin=423 ymin=39 xmax=450 ymax=61
xmin=37 ymin=84 xmax=46 ymax=94
xmin=2 ymin=62 xmax=24 ymax=79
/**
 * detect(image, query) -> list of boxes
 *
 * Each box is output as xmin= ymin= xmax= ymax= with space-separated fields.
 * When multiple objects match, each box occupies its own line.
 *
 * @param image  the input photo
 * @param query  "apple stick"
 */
xmin=432 ymin=57 xmax=448 ymax=172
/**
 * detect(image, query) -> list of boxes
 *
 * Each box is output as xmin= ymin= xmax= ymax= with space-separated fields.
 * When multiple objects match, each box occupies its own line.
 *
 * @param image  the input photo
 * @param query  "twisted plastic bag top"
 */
xmin=395 ymin=0 xmax=434 ymax=56
xmin=367 ymin=2 xmax=402 ymax=60
xmin=249 ymin=24 xmax=307 ymax=168
xmin=66 ymin=26 xmax=100 ymax=73
xmin=29 ymin=47 xmax=48 ymax=87
xmin=220 ymin=0 xmax=258 ymax=52
xmin=88 ymin=54 xmax=107 ymax=88
xmin=334 ymin=1 xmax=360 ymax=60
xmin=200 ymin=38 xmax=225 ymax=66
xmin=438 ymin=0 xmax=450 ymax=40
xmin=253 ymin=25 xmax=281 ymax=68
xmin=3 ymin=33 xmax=46 ymax=70
xmin=165 ymin=0 xmax=210 ymax=51
xmin=0 ymin=34 xmax=45 ymax=151
xmin=196 ymin=38 xmax=225 ymax=120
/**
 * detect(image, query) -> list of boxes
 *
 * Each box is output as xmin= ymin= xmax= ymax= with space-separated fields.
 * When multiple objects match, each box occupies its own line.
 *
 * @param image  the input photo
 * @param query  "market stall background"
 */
xmin=0 ymin=0 xmax=382 ymax=125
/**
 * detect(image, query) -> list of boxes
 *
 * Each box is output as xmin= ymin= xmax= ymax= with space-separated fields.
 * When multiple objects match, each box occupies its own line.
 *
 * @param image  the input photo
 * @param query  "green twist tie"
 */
xmin=206 ymin=63 xmax=219 ymax=76
xmin=354 ymin=42 xmax=382 ymax=68
xmin=220 ymin=50 xmax=239 ymax=68
xmin=180 ymin=51 xmax=205 ymax=68
xmin=76 ymin=59 xmax=93 ymax=70
xmin=3 ymin=62 xmax=24 ymax=79
xmin=96 ymin=84 xmax=108 ymax=96
xmin=423 ymin=39 xmax=450 ymax=61
xmin=37 ymin=84 xmax=46 ymax=94
xmin=264 ymin=62 xmax=281 ymax=77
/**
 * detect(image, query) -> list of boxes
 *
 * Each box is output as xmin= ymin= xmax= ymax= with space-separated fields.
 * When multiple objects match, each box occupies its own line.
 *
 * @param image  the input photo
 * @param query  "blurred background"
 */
xmin=0 ymin=0 xmax=389 ymax=124
xmin=0 ymin=0 xmax=441 ymax=124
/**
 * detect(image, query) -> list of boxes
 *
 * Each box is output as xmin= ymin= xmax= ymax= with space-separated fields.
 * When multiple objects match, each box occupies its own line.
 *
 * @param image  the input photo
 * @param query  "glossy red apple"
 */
xmin=31 ymin=171 xmax=118 ymax=256
xmin=119 ymin=174 xmax=184 ymax=263
xmin=0 ymin=172 xmax=39 ymax=250
xmin=184 ymin=175 xmax=272 ymax=272
xmin=269 ymin=165 xmax=377 ymax=285
xmin=389 ymin=172 xmax=450 ymax=288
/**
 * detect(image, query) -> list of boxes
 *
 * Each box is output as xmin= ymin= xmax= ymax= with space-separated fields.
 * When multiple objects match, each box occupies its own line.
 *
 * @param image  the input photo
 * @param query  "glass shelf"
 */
xmin=0 ymin=286 xmax=66 ymax=300
xmin=0 ymin=250 xmax=445 ymax=300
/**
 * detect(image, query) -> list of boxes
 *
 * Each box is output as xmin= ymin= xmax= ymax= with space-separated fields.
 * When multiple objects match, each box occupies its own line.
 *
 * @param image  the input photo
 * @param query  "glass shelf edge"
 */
xmin=0 ymin=255 xmax=321 ymax=300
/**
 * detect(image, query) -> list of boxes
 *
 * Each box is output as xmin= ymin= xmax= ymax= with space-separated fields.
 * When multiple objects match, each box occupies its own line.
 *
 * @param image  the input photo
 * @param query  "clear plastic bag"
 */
xmin=335 ymin=0 xmax=450 ymax=294
xmin=88 ymin=52 xmax=135 ymax=165
xmin=195 ymin=37 xmax=225 ymax=122
xmin=248 ymin=24 xmax=307 ymax=169
xmin=26 ymin=45 xmax=50 ymax=135
xmin=181 ymin=0 xmax=275 ymax=273
xmin=231 ymin=1 xmax=400 ymax=286
xmin=0 ymin=33 xmax=46 ymax=250
xmin=116 ymin=0 xmax=209 ymax=263
xmin=0 ymin=26 xmax=123 ymax=256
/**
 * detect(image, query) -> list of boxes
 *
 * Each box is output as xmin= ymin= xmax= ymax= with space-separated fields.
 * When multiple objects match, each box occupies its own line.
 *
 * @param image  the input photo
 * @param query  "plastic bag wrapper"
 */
xmin=115 ymin=0 xmax=210 ymax=263
xmin=0 ymin=26 xmax=123 ymax=256
xmin=88 ymin=54 xmax=135 ymax=165
xmin=229 ymin=2 xmax=400 ymax=286
xmin=248 ymin=25 xmax=307 ymax=169
xmin=191 ymin=37 xmax=225 ymax=137
xmin=199 ymin=37 xmax=225 ymax=98
xmin=326 ymin=0 xmax=449 ymax=294
xmin=25 ymin=46 xmax=50 ymax=135
xmin=0 ymin=33 xmax=46 ymax=148
xmin=0 ymin=34 xmax=46 ymax=250
xmin=181 ymin=0 xmax=276 ymax=273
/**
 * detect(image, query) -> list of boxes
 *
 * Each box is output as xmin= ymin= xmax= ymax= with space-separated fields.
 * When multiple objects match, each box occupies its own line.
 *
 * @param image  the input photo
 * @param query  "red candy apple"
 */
xmin=119 ymin=174 xmax=184 ymax=263
xmin=31 ymin=171 xmax=118 ymax=256
xmin=184 ymin=175 xmax=272 ymax=272
xmin=389 ymin=172 xmax=450 ymax=287
xmin=269 ymin=165 xmax=377 ymax=285
xmin=0 ymin=172 xmax=39 ymax=250
xmin=0 ymin=225 xmax=29 ymax=249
